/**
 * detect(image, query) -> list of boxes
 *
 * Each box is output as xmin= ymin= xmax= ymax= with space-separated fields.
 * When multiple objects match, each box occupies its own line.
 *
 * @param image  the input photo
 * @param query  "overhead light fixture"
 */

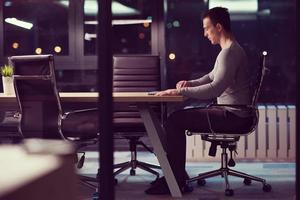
xmin=84 ymin=33 xmax=97 ymax=41
xmin=84 ymin=19 xmax=152 ymax=40
xmin=84 ymin=1 xmax=140 ymax=16
xmin=84 ymin=19 xmax=152 ymax=26
xmin=5 ymin=18 xmax=33 ymax=29
xmin=4 ymin=1 xmax=13 ymax=7
xmin=56 ymin=0 xmax=68 ymax=7
xmin=58 ymin=0 xmax=139 ymax=16
xmin=112 ymin=19 xmax=152 ymax=25
xmin=209 ymin=0 xmax=258 ymax=13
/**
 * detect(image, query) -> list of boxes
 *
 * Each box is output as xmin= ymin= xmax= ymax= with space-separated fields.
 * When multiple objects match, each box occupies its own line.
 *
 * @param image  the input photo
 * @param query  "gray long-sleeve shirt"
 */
xmin=180 ymin=41 xmax=251 ymax=116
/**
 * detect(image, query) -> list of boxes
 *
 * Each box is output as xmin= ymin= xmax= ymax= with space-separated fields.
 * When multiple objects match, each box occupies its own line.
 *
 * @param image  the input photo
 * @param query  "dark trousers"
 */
xmin=164 ymin=106 xmax=254 ymax=185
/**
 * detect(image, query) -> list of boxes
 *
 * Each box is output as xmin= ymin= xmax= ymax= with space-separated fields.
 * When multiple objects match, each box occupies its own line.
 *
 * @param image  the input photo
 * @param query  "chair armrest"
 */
xmin=59 ymin=108 xmax=99 ymax=140
xmin=62 ymin=108 xmax=98 ymax=119
xmin=207 ymin=103 xmax=255 ymax=109
xmin=186 ymin=130 xmax=247 ymax=137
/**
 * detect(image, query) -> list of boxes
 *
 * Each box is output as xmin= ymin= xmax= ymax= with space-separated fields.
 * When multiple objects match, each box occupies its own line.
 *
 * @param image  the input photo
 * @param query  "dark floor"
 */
xmin=77 ymin=151 xmax=296 ymax=200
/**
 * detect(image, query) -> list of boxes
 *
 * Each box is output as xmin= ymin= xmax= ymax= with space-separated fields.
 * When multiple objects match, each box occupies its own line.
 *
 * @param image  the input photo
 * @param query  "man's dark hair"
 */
xmin=202 ymin=7 xmax=231 ymax=32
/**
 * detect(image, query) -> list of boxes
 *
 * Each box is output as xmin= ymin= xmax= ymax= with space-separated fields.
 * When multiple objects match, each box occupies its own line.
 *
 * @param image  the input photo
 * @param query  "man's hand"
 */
xmin=155 ymin=89 xmax=180 ymax=96
xmin=176 ymin=80 xmax=189 ymax=89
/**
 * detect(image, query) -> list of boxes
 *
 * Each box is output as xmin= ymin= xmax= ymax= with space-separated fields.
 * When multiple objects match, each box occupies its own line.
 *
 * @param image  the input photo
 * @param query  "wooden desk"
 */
xmin=0 ymin=92 xmax=184 ymax=197
xmin=0 ymin=92 xmax=183 ymax=103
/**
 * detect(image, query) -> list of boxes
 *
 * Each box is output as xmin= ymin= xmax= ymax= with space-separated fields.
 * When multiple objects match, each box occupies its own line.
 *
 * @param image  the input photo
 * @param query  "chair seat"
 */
xmin=62 ymin=110 xmax=99 ymax=139
xmin=187 ymin=112 xmax=257 ymax=137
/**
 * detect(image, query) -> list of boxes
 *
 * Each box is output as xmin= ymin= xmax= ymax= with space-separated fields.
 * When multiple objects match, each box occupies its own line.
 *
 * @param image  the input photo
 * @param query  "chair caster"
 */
xmin=130 ymin=169 xmax=136 ymax=176
xmin=114 ymin=178 xmax=118 ymax=185
xmin=225 ymin=189 xmax=234 ymax=196
xmin=92 ymin=191 xmax=99 ymax=200
xmin=197 ymin=179 xmax=206 ymax=186
xmin=263 ymin=184 xmax=272 ymax=192
xmin=228 ymin=158 xmax=236 ymax=167
xmin=243 ymin=178 xmax=251 ymax=185
xmin=77 ymin=154 xmax=85 ymax=169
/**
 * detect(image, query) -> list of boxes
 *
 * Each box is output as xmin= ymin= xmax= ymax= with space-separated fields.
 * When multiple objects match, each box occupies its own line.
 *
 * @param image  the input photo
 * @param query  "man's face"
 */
xmin=203 ymin=17 xmax=221 ymax=45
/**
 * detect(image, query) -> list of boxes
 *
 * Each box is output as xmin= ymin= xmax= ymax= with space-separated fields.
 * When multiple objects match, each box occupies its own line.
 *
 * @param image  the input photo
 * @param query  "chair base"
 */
xmin=114 ymin=160 xmax=160 ymax=178
xmin=113 ymin=138 xmax=160 ymax=180
xmin=78 ymin=174 xmax=98 ymax=189
xmin=187 ymin=148 xmax=271 ymax=196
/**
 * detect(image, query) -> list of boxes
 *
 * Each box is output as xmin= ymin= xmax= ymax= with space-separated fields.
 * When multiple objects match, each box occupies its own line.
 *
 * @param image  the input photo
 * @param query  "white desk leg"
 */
xmin=137 ymin=103 xmax=182 ymax=198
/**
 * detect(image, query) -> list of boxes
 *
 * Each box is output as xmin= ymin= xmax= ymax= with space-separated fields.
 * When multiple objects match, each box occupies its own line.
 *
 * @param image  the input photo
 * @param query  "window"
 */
xmin=3 ymin=0 xmax=69 ymax=56
xmin=84 ymin=0 xmax=152 ymax=55
xmin=166 ymin=0 xmax=296 ymax=103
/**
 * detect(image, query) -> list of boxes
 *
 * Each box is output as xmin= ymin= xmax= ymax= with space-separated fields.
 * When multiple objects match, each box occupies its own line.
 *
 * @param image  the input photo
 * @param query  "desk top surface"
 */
xmin=0 ymin=92 xmax=184 ymax=103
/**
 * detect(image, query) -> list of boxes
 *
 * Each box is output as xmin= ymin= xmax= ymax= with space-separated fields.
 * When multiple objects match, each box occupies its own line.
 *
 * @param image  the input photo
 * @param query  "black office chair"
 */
xmin=9 ymin=55 xmax=99 ymax=185
xmin=112 ymin=55 xmax=161 ymax=180
xmin=0 ymin=110 xmax=21 ymax=143
xmin=186 ymin=52 xmax=271 ymax=196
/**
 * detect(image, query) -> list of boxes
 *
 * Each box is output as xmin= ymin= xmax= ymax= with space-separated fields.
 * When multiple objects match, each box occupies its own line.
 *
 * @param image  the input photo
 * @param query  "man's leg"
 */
xmin=145 ymin=106 xmax=253 ymax=194
xmin=165 ymin=106 xmax=254 ymax=184
xmin=164 ymin=107 xmax=221 ymax=185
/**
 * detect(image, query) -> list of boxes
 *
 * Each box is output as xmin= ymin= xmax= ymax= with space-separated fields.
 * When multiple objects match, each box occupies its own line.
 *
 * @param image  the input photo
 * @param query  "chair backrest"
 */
xmin=251 ymin=51 xmax=268 ymax=107
xmin=112 ymin=55 xmax=161 ymax=132
xmin=113 ymin=55 xmax=160 ymax=92
xmin=230 ymin=51 xmax=269 ymax=135
xmin=9 ymin=55 xmax=63 ymax=139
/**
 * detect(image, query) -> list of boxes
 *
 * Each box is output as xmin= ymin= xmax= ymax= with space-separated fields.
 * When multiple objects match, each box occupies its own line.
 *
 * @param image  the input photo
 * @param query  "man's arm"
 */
xmin=176 ymin=69 xmax=214 ymax=90
xmin=187 ymin=72 xmax=213 ymax=87
xmin=157 ymin=70 xmax=215 ymax=97
xmin=180 ymin=50 xmax=237 ymax=99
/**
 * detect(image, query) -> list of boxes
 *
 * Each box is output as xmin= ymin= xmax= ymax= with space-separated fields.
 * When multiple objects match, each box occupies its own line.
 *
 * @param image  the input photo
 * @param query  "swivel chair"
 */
xmin=112 ymin=55 xmax=161 ymax=180
xmin=9 ymin=55 xmax=99 ymax=186
xmin=186 ymin=52 xmax=272 ymax=196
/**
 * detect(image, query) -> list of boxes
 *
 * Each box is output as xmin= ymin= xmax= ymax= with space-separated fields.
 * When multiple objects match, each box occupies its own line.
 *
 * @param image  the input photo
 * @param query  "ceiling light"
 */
xmin=58 ymin=0 xmax=139 ymax=16
xmin=5 ymin=18 xmax=33 ymax=29
xmin=84 ymin=19 xmax=152 ymax=26
xmin=209 ymin=0 xmax=258 ymax=13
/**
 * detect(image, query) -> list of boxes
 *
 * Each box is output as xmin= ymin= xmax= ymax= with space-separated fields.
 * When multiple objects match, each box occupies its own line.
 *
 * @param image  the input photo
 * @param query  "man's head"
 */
xmin=202 ymin=7 xmax=231 ymax=45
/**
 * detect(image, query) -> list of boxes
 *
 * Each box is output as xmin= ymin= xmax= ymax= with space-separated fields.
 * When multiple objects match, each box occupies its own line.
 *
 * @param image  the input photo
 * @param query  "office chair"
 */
xmin=9 ymin=55 xmax=99 ymax=186
xmin=186 ymin=52 xmax=271 ymax=196
xmin=112 ymin=55 xmax=161 ymax=181
xmin=0 ymin=110 xmax=21 ymax=143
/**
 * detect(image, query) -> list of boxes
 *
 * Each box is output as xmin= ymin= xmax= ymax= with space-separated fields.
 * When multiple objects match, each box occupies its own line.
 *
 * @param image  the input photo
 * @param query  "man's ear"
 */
xmin=216 ymin=23 xmax=223 ymax=32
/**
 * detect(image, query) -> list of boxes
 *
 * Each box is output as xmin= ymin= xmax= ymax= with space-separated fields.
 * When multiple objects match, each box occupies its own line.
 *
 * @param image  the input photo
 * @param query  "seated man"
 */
xmin=145 ymin=7 xmax=254 ymax=195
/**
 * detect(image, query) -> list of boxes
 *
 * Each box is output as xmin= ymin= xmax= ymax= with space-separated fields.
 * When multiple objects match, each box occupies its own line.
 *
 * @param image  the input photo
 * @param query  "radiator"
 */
xmin=186 ymin=105 xmax=296 ymax=161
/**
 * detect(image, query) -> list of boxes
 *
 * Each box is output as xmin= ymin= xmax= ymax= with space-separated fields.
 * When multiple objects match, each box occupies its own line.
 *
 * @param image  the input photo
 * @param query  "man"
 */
xmin=145 ymin=7 xmax=254 ymax=195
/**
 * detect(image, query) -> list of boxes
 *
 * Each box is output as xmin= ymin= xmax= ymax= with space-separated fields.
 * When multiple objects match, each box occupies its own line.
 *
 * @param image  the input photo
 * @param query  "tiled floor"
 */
xmin=78 ymin=151 xmax=296 ymax=200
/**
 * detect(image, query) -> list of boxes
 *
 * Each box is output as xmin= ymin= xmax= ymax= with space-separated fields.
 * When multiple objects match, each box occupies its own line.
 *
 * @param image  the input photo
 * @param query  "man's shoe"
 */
xmin=145 ymin=183 xmax=170 ymax=195
xmin=145 ymin=177 xmax=170 ymax=195
xmin=150 ymin=177 xmax=165 ymax=185
xmin=182 ymin=184 xmax=193 ymax=193
xmin=145 ymin=177 xmax=193 ymax=195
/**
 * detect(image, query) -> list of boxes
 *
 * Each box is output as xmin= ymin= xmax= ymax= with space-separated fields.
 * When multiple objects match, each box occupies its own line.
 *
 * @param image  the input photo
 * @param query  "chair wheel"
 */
xmin=225 ymin=189 xmax=234 ymax=196
xmin=130 ymin=169 xmax=136 ymax=176
xmin=114 ymin=178 xmax=118 ymax=185
xmin=197 ymin=179 xmax=206 ymax=186
xmin=77 ymin=154 xmax=85 ymax=169
xmin=92 ymin=191 xmax=99 ymax=200
xmin=263 ymin=184 xmax=272 ymax=192
xmin=243 ymin=178 xmax=251 ymax=185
